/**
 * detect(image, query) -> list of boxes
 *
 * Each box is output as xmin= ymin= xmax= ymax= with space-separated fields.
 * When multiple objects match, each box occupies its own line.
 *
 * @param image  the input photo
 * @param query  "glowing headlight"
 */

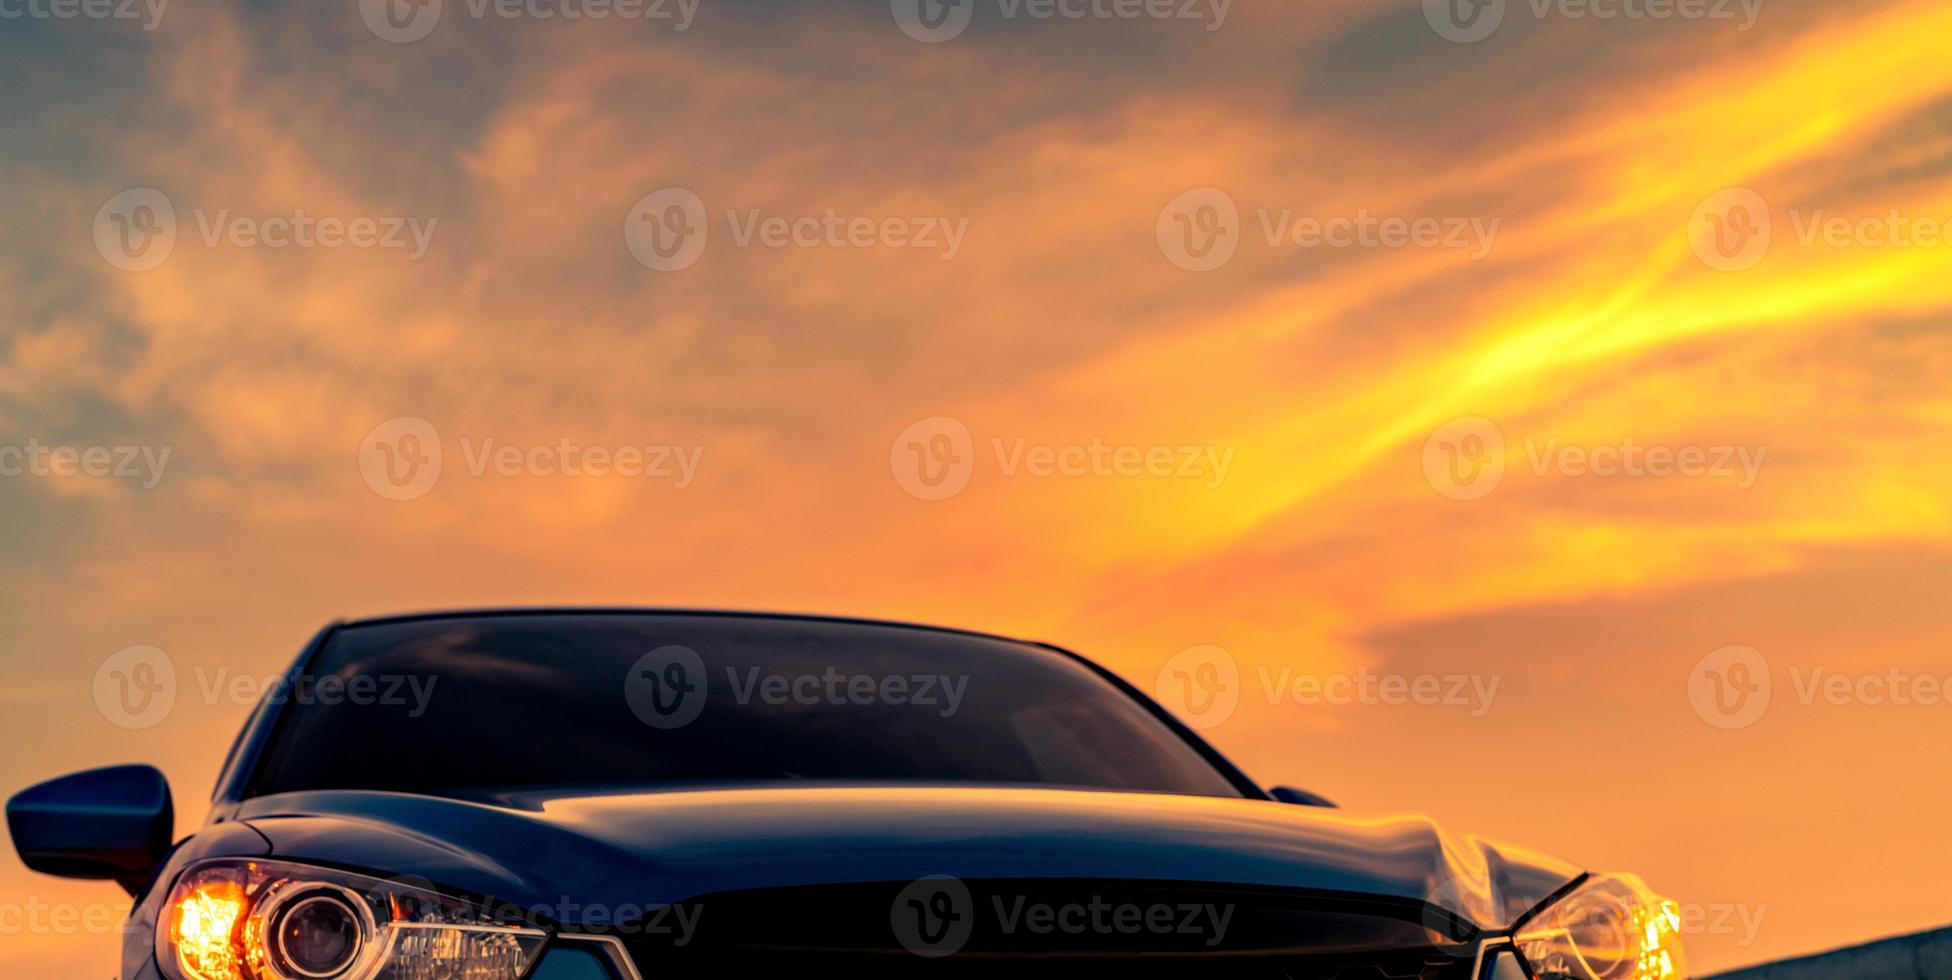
xmin=1515 ymin=874 xmax=1688 ymax=980
xmin=158 ymin=860 xmax=547 ymax=980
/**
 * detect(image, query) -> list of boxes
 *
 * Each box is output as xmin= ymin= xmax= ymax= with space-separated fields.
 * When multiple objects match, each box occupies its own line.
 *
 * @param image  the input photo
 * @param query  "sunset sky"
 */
xmin=4 ymin=0 xmax=1952 ymax=975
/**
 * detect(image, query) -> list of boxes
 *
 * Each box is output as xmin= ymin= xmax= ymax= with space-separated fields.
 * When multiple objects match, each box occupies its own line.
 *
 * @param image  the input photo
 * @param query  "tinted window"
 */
xmin=249 ymin=614 xmax=1243 ymax=800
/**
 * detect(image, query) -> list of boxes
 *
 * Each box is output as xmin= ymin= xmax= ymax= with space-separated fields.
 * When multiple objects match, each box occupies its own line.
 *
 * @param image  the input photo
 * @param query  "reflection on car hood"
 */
xmin=235 ymin=785 xmax=1580 ymax=930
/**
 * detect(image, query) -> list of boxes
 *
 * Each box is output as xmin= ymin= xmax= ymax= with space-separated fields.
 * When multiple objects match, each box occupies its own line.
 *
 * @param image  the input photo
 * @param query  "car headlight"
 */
xmin=158 ymin=859 xmax=548 ymax=980
xmin=1514 ymin=873 xmax=1687 ymax=980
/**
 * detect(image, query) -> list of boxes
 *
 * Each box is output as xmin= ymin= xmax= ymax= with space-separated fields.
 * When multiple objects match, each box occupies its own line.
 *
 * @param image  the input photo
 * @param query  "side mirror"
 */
xmin=8 ymin=765 xmax=174 ymax=895
xmin=1269 ymin=785 xmax=1337 ymax=808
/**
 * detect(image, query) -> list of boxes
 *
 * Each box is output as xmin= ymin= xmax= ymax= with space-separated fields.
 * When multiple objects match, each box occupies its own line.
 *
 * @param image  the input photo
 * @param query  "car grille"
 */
xmin=611 ymin=880 xmax=1482 ymax=980
xmin=622 ymin=951 xmax=1476 ymax=979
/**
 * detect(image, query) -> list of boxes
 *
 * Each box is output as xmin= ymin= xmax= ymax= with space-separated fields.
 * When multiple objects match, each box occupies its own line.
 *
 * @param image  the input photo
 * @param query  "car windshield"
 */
xmin=247 ymin=613 xmax=1245 ymax=800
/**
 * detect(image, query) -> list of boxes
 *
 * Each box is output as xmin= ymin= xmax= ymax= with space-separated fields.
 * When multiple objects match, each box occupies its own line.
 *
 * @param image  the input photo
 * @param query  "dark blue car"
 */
xmin=8 ymin=610 xmax=1686 ymax=979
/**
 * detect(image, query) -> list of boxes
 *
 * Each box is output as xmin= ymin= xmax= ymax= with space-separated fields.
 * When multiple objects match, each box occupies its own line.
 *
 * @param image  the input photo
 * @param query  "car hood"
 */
xmin=235 ymin=785 xmax=1580 ymax=932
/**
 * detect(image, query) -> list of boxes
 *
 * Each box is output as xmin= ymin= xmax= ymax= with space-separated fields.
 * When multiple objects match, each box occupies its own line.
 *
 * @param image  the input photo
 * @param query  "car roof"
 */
xmin=211 ymin=609 xmax=1274 ymax=807
xmin=335 ymin=606 xmax=1042 ymax=648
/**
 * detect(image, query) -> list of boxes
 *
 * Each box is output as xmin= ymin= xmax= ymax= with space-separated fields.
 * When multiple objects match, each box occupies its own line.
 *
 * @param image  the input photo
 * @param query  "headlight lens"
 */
xmin=264 ymin=886 xmax=367 ymax=977
xmin=158 ymin=860 xmax=547 ymax=980
xmin=1515 ymin=874 xmax=1687 ymax=980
